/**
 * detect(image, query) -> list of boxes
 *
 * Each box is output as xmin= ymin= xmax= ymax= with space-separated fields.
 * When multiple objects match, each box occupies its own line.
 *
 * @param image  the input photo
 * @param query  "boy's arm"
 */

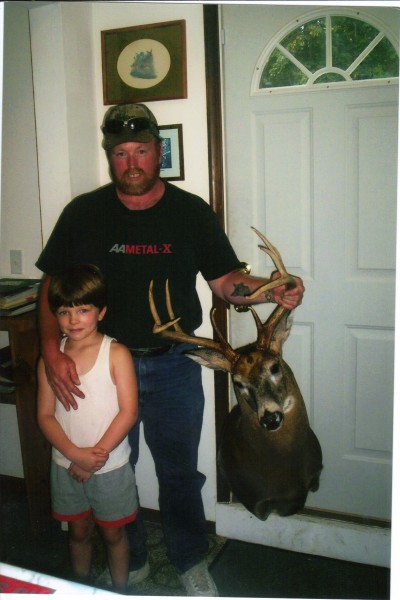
xmin=95 ymin=343 xmax=138 ymax=453
xmin=68 ymin=463 xmax=93 ymax=483
xmin=37 ymin=358 xmax=108 ymax=472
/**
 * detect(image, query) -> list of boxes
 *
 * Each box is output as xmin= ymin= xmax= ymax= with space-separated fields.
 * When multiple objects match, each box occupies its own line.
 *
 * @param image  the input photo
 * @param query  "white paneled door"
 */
xmin=218 ymin=5 xmax=398 ymax=566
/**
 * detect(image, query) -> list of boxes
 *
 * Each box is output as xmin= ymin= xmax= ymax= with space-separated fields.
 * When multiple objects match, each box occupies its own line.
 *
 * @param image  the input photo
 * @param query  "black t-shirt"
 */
xmin=36 ymin=182 xmax=241 ymax=348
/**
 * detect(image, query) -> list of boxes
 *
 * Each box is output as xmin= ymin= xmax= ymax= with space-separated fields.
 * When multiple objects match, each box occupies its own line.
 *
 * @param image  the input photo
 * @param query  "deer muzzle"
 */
xmin=260 ymin=410 xmax=284 ymax=430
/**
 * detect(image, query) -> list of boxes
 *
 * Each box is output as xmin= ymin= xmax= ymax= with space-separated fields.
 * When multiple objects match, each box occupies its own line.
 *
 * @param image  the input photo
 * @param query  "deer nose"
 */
xmin=260 ymin=410 xmax=283 ymax=430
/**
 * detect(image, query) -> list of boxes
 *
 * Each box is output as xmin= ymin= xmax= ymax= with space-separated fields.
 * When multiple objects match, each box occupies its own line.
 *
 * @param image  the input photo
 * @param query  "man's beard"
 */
xmin=110 ymin=165 xmax=161 ymax=196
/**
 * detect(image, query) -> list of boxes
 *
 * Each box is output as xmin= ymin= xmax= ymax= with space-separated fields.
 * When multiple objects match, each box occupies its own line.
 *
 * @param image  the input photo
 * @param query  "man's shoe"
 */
xmin=179 ymin=561 xmax=219 ymax=596
xmin=127 ymin=559 xmax=150 ymax=585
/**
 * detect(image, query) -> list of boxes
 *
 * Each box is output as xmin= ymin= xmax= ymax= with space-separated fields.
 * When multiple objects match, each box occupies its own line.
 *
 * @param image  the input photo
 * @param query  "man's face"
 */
xmin=108 ymin=138 xmax=162 ymax=196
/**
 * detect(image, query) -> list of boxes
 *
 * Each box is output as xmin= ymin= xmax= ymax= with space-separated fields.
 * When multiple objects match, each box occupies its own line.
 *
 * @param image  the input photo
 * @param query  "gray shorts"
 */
xmin=51 ymin=461 xmax=139 ymax=527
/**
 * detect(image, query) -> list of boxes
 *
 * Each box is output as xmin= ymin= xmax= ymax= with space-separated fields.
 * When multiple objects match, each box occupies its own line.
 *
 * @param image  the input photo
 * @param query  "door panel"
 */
xmin=221 ymin=6 xmax=397 ymax=523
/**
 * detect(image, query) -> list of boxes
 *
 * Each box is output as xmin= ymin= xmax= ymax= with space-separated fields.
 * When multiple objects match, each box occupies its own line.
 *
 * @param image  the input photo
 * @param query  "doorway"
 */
xmin=204 ymin=4 xmax=398 ymax=567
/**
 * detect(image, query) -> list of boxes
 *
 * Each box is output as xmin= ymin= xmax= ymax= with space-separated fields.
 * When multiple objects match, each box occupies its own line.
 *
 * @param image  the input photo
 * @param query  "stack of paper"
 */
xmin=0 ymin=278 xmax=41 ymax=316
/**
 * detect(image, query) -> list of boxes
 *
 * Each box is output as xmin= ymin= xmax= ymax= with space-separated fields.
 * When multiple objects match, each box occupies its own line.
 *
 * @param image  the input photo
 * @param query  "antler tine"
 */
xmin=164 ymin=279 xmax=184 ymax=333
xmin=149 ymin=279 xmax=182 ymax=334
xmin=247 ymin=305 xmax=286 ymax=350
xmin=252 ymin=226 xmax=287 ymax=273
xmin=246 ymin=227 xmax=296 ymax=300
xmin=210 ymin=308 xmax=240 ymax=363
xmin=248 ymin=306 xmax=263 ymax=339
xmin=149 ymin=280 xmax=239 ymax=363
xmin=257 ymin=305 xmax=288 ymax=350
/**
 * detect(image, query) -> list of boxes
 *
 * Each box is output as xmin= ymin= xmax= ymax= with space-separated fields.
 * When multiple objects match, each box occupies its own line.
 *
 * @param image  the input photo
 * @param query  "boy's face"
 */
xmin=55 ymin=304 xmax=106 ymax=341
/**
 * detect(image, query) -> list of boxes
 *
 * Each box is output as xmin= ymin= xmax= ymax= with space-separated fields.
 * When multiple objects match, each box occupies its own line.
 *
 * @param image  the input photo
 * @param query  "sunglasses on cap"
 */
xmin=102 ymin=117 xmax=156 ymax=135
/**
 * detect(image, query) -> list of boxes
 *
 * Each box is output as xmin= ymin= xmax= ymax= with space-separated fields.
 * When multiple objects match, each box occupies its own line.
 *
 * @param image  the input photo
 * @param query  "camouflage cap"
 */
xmin=101 ymin=103 xmax=162 ymax=150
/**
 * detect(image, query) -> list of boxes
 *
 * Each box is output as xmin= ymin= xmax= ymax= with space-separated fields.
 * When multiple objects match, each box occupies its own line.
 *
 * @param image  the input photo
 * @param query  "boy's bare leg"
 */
xmin=101 ymin=525 xmax=129 ymax=593
xmin=69 ymin=515 xmax=95 ymax=581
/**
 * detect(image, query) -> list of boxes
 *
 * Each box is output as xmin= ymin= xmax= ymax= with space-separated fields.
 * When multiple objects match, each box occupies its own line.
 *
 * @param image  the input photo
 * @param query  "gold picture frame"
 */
xmin=101 ymin=20 xmax=187 ymax=105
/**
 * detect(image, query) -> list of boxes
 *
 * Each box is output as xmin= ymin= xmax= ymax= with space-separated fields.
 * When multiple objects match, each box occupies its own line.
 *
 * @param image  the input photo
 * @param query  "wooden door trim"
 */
xmin=203 ymin=4 xmax=230 ymax=502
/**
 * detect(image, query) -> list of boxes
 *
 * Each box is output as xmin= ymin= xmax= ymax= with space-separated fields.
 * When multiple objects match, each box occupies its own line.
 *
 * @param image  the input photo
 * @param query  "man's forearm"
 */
xmin=209 ymin=271 xmax=275 ymax=306
xmin=38 ymin=276 xmax=61 ymax=357
xmin=37 ymin=276 xmax=83 ymax=406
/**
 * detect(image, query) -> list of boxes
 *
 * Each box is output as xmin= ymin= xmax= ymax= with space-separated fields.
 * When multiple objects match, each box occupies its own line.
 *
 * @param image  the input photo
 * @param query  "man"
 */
xmin=36 ymin=103 xmax=304 ymax=596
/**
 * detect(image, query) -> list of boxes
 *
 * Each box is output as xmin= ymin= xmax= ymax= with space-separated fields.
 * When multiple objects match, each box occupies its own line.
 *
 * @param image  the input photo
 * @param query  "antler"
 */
xmin=249 ymin=304 xmax=289 ymax=350
xmin=245 ymin=227 xmax=297 ymax=300
xmin=149 ymin=280 xmax=239 ymax=364
xmin=149 ymin=230 xmax=296 ymax=360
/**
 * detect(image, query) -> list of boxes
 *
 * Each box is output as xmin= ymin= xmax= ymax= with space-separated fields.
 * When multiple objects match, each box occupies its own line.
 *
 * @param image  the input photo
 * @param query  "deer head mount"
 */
xmin=149 ymin=228 xmax=323 ymax=520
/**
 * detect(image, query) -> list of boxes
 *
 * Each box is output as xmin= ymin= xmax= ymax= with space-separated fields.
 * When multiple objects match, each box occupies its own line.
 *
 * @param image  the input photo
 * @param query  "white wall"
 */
xmin=28 ymin=1 xmax=217 ymax=520
xmin=0 ymin=2 xmax=40 ymax=478
xmin=30 ymin=2 xmax=99 ymax=245
xmin=0 ymin=3 xmax=43 ymax=279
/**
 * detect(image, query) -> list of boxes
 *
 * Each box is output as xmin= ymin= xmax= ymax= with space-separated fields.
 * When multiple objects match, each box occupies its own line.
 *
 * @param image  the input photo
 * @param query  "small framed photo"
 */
xmin=101 ymin=20 xmax=187 ymax=104
xmin=159 ymin=124 xmax=185 ymax=181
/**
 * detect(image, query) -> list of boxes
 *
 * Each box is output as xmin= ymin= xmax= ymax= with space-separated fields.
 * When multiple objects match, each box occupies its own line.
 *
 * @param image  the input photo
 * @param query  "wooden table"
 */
xmin=0 ymin=310 xmax=51 ymax=533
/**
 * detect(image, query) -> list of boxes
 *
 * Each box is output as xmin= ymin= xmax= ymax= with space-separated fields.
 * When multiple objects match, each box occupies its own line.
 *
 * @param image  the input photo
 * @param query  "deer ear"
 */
xmin=269 ymin=310 xmax=293 ymax=354
xmin=185 ymin=348 xmax=233 ymax=373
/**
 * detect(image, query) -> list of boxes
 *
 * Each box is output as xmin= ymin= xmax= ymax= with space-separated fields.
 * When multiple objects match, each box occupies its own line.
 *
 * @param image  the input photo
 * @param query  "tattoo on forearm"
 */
xmin=264 ymin=291 xmax=273 ymax=303
xmin=232 ymin=283 xmax=252 ymax=297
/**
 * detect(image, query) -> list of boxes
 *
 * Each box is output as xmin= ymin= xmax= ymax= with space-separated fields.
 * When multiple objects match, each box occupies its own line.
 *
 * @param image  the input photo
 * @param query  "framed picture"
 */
xmin=159 ymin=124 xmax=185 ymax=181
xmin=101 ymin=20 xmax=187 ymax=104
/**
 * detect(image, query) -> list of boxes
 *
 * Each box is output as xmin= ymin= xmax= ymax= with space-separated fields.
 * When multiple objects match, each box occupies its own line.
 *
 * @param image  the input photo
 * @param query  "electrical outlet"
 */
xmin=10 ymin=250 xmax=23 ymax=275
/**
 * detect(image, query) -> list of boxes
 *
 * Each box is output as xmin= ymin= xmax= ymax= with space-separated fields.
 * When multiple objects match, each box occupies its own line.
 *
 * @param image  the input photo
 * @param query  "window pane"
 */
xmin=281 ymin=18 xmax=326 ymax=73
xmin=315 ymin=72 xmax=346 ymax=84
xmin=260 ymin=48 xmax=308 ymax=88
xmin=332 ymin=17 xmax=379 ymax=70
xmin=257 ymin=13 xmax=398 ymax=91
xmin=352 ymin=37 xmax=399 ymax=80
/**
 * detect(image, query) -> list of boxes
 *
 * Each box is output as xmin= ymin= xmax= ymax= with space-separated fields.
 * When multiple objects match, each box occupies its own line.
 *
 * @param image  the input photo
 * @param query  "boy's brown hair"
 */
xmin=48 ymin=264 xmax=106 ymax=314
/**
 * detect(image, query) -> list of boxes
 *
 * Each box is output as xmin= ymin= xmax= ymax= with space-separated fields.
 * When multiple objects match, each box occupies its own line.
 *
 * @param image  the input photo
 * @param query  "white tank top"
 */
xmin=52 ymin=334 xmax=131 ymax=474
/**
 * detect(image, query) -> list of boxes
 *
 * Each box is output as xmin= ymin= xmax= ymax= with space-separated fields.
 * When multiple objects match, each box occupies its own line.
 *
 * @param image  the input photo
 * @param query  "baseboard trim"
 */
xmin=216 ymin=503 xmax=391 ymax=568
xmin=140 ymin=507 xmax=216 ymax=535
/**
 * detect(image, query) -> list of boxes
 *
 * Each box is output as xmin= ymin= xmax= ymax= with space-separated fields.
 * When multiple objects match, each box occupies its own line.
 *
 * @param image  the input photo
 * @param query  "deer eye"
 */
xmin=234 ymin=379 xmax=254 ymax=400
xmin=270 ymin=363 xmax=280 ymax=375
xmin=234 ymin=380 xmax=248 ymax=392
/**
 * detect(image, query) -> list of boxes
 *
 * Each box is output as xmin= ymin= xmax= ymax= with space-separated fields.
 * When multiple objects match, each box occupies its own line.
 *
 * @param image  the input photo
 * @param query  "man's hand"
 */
xmin=43 ymin=349 xmax=84 ymax=410
xmin=270 ymin=271 xmax=305 ymax=310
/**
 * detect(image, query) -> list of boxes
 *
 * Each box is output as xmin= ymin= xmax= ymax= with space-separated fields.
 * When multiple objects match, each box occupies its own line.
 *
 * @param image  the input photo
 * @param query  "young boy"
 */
xmin=37 ymin=264 xmax=139 ymax=594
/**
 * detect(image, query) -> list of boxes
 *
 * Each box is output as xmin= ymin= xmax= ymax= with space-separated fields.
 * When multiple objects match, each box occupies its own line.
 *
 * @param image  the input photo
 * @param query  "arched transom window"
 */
xmin=251 ymin=11 xmax=399 ymax=94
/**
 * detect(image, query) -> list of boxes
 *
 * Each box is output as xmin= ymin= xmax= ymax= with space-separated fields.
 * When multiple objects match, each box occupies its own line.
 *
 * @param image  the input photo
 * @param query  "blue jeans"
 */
xmin=125 ymin=343 xmax=209 ymax=574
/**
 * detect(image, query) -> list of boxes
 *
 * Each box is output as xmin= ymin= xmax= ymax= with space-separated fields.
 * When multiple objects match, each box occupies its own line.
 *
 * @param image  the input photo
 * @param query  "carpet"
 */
xmin=1 ymin=477 xmax=226 ymax=596
xmin=93 ymin=521 xmax=227 ymax=596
